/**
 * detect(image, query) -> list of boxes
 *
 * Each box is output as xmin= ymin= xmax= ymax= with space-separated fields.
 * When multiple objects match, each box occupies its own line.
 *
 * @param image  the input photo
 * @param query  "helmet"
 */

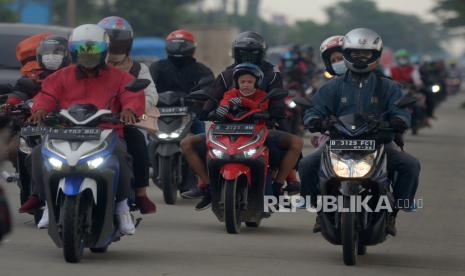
xmin=69 ymin=24 xmax=109 ymax=69
xmin=37 ymin=35 xmax=69 ymax=71
xmin=232 ymin=31 xmax=266 ymax=65
xmin=320 ymin=35 xmax=344 ymax=75
xmin=232 ymin=63 xmax=264 ymax=89
xmin=394 ymin=49 xmax=411 ymax=66
xmin=98 ymin=16 xmax=134 ymax=55
xmin=281 ymin=50 xmax=300 ymax=70
xmin=342 ymin=28 xmax=383 ymax=73
xmin=165 ymin=30 xmax=196 ymax=58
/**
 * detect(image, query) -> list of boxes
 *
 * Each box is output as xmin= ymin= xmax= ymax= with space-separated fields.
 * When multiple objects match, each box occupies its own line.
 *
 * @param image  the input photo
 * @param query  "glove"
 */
xmin=215 ymin=105 xmax=229 ymax=118
xmin=390 ymin=117 xmax=408 ymax=133
xmin=306 ymin=118 xmax=323 ymax=133
xmin=228 ymin=97 xmax=241 ymax=106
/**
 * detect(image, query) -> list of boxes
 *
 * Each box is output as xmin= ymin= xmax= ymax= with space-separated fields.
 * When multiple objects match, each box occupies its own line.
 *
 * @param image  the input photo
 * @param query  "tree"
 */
xmin=0 ymin=0 xmax=17 ymax=22
xmin=434 ymin=0 xmax=465 ymax=28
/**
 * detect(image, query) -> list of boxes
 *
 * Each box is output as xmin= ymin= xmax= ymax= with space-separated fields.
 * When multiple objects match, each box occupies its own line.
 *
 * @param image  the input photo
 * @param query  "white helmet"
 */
xmin=320 ymin=35 xmax=344 ymax=75
xmin=342 ymin=28 xmax=383 ymax=73
xmin=69 ymin=24 xmax=110 ymax=68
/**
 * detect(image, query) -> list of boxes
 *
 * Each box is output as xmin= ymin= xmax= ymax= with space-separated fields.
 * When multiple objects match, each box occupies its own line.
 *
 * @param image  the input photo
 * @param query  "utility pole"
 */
xmin=67 ymin=0 xmax=76 ymax=27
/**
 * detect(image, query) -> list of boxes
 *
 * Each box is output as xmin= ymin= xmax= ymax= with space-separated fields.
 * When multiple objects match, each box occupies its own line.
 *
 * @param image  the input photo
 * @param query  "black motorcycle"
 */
xmin=149 ymin=77 xmax=213 ymax=204
xmin=313 ymin=98 xmax=413 ymax=266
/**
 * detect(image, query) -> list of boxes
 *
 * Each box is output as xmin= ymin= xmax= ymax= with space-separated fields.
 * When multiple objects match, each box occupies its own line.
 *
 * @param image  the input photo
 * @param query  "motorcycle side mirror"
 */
xmin=395 ymin=96 xmax=417 ymax=109
xmin=17 ymin=78 xmax=41 ymax=91
xmin=187 ymin=90 xmax=218 ymax=104
xmin=261 ymin=88 xmax=289 ymax=103
xmin=125 ymin=79 xmax=151 ymax=92
xmin=293 ymin=96 xmax=313 ymax=109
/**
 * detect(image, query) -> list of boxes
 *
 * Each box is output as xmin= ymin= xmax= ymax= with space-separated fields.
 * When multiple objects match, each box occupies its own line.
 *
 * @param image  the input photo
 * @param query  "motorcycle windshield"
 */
xmin=158 ymin=91 xmax=186 ymax=107
xmin=68 ymin=104 xmax=99 ymax=122
xmin=335 ymin=113 xmax=371 ymax=137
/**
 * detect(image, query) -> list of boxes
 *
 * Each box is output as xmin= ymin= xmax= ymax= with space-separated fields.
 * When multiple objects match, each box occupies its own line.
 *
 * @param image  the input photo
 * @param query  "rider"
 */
xmin=149 ymin=29 xmax=214 ymax=185
xmin=389 ymin=49 xmax=423 ymax=88
xmin=3 ymin=33 xmax=69 ymax=106
xmin=319 ymin=35 xmax=347 ymax=77
xmin=298 ymin=28 xmax=421 ymax=235
xmin=27 ymin=24 xmax=144 ymax=234
xmin=180 ymin=31 xmax=303 ymax=209
xmin=98 ymin=16 xmax=157 ymax=214
xmin=13 ymin=35 xmax=71 ymax=213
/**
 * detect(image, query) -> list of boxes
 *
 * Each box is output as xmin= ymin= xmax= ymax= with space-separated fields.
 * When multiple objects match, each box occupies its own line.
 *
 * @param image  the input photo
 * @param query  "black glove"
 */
xmin=228 ymin=97 xmax=241 ymax=106
xmin=306 ymin=118 xmax=323 ymax=133
xmin=390 ymin=117 xmax=408 ymax=133
xmin=215 ymin=105 xmax=229 ymax=118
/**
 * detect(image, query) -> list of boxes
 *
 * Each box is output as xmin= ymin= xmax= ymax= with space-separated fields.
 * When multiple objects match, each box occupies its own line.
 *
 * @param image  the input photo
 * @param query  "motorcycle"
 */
xmin=188 ymin=88 xmax=288 ymax=234
xmin=0 ymin=94 xmax=44 ymax=224
xmin=38 ymin=79 xmax=149 ymax=263
xmin=313 ymin=98 xmax=413 ymax=266
xmin=0 ymin=184 xmax=12 ymax=242
xmin=149 ymin=76 xmax=213 ymax=204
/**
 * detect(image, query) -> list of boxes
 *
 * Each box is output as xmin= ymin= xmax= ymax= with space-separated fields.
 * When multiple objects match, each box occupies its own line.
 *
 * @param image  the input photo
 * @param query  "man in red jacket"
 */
xmin=26 ymin=24 xmax=144 ymax=234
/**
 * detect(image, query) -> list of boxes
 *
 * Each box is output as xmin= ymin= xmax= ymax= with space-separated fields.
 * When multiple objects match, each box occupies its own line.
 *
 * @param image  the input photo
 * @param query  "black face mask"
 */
xmin=168 ymin=56 xmax=195 ymax=67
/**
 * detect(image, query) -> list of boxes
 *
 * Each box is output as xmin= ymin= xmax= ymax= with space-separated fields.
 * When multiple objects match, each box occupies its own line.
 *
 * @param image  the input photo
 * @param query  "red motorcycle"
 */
xmin=190 ymin=89 xmax=287 ymax=234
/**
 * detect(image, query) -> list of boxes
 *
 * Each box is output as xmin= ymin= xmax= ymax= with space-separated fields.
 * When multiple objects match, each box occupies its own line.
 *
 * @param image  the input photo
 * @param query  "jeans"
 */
xmin=298 ymin=143 xmax=420 ymax=206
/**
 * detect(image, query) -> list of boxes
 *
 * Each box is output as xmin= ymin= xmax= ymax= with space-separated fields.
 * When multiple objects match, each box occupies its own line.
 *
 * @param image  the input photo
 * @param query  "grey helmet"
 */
xmin=342 ymin=28 xmax=383 ymax=73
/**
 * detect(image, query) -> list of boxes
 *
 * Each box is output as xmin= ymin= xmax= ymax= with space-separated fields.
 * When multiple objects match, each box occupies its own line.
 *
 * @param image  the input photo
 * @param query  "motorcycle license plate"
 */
xmin=159 ymin=106 xmax=188 ymax=115
xmin=48 ymin=128 xmax=102 ymax=141
xmin=212 ymin=124 xmax=255 ymax=135
xmin=20 ymin=126 xmax=49 ymax=137
xmin=330 ymin=140 xmax=375 ymax=151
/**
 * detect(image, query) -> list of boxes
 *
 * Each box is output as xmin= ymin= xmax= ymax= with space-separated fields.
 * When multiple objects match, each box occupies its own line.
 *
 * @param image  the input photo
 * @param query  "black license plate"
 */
xmin=330 ymin=140 xmax=375 ymax=151
xmin=159 ymin=106 xmax=188 ymax=115
xmin=20 ymin=126 xmax=49 ymax=137
xmin=48 ymin=128 xmax=102 ymax=141
xmin=212 ymin=124 xmax=255 ymax=135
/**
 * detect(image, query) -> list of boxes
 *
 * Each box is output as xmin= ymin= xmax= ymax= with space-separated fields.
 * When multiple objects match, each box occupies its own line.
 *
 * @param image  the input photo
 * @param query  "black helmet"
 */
xmin=98 ymin=16 xmax=134 ymax=55
xmin=36 ymin=35 xmax=69 ymax=71
xmin=232 ymin=31 xmax=266 ymax=65
xmin=232 ymin=63 xmax=264 ymax=88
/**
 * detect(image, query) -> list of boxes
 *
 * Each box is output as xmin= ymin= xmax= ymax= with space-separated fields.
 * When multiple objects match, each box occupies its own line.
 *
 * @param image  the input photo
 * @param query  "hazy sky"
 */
xmin=259 ymin=0 xmax=437 ymax=23
xmin=203 ymin=0 xmax=438 ymax=23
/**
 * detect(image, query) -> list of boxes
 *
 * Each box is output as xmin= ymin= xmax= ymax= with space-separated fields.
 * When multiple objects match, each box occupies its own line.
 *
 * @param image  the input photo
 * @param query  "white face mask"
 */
xmin=331 ymin=60 xmax=347 ymax=76
xmin=42 ymin=54 xmax=64 ymax=70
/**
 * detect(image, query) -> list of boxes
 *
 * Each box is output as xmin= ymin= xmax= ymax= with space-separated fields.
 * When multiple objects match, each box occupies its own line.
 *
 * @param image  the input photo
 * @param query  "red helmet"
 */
xmin=320 ymin=35 xmax=344 ymax=75
xmin=165 ymin=30 xmax=196 ymax=57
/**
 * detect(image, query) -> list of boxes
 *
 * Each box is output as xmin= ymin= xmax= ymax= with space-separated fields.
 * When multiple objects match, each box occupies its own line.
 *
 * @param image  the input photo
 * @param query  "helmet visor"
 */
xmin=70 ymin=40 xmax=107 ymax=68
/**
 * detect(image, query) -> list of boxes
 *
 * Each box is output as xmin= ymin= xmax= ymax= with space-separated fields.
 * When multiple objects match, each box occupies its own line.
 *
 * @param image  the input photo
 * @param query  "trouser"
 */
xmin=298 ymin=143 xmax=421 ymax=206
xmin=124 ymin=126 xmax=149 ymax=189
xmin=32 ymin=138 xmax=133 ymax=201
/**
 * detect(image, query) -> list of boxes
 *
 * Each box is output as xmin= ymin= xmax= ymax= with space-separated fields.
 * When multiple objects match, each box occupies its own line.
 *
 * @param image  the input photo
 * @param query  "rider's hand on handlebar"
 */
xmin=120 ymin=109 xmax=137 ymax=124
xmin=27 ymin=109 xmax=47 ymax=124
xmin=390 ymin=117 xmax=408 ymax=133
xmin=215 ymin=105 xmax=229 ymax=118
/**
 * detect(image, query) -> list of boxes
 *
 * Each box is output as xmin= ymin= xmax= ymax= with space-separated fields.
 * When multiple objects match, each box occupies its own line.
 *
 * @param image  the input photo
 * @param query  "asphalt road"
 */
xmin=1 ymin=94 xmax=465 ymax=276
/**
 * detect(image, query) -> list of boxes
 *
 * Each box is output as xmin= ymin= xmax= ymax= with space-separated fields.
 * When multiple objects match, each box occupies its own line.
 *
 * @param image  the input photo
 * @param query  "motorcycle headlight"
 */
xmin=212 ymin=149 xmax=224 ymax=158
xmin=19 ymin=137 xmax=32 ymax=154
xmin=87 ymin=156 xmax=104 ymax=169
xmin=169 ymin=132 xmax=180 ymax=139
xmin=243 ymin=148 xmax=257 ymax=158
xmin=48 ymin=157 xmax=63 ymax=170
xmin=288 ymin=100 xmax=297 ymax=109
xmin=157 ymin=133 xmax=169 ymax=139
xmin=330 ymin=152 xmax=376 ymax=178
xmin=431 ymin=84 xmax=441 ymax=93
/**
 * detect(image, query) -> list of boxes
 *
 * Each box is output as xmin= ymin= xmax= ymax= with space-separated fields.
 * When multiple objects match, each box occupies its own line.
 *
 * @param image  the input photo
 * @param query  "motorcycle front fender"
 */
xmin=220 ymin=163 xmax=251 ymax=185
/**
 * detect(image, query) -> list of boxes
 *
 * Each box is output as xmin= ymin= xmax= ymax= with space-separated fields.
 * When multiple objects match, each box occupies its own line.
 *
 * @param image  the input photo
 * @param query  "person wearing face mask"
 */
xmin=98 ymin=16 xmax=157 ymax=214
xmin=299 ymin=28 xmax=421 ymax=235
xmin=320 ymin=35 xmax=347 ymax=77
xmin=24 ymin=24 xmax=144 ymax=234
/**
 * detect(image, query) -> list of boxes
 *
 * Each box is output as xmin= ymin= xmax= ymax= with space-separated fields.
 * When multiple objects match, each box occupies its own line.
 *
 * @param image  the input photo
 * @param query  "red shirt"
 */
xmin=220 ymin=88 xmax=269 ymax=111
xmin=32 ymin=65 xmax=145 ymax=136
xmin=390 ymin=65 xmax=416 ymax=84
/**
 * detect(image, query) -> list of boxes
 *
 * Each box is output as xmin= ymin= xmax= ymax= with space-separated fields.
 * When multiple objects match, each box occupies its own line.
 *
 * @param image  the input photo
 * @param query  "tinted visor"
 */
xmin=106 ymin=29 xmax=133 ymax=54
xmin=235 ymin=49 xmax=262 ymax=64
xmin=166 ymin=40 xmax=195 ymax=57
xmin=38 ymin=40 xmax=67 ymax=56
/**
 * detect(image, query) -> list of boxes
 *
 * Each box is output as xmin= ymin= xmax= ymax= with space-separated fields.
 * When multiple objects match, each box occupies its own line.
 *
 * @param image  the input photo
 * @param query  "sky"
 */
xmin=202 ymin=0 xmax=438 ymax=24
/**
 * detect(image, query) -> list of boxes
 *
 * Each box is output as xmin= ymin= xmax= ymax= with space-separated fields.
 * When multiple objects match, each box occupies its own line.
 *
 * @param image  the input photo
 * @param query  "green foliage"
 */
xmin=0 ymin=0 xmax=18 ymax=22
xmin=434 ymin=0 xmax=465 ymax=28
